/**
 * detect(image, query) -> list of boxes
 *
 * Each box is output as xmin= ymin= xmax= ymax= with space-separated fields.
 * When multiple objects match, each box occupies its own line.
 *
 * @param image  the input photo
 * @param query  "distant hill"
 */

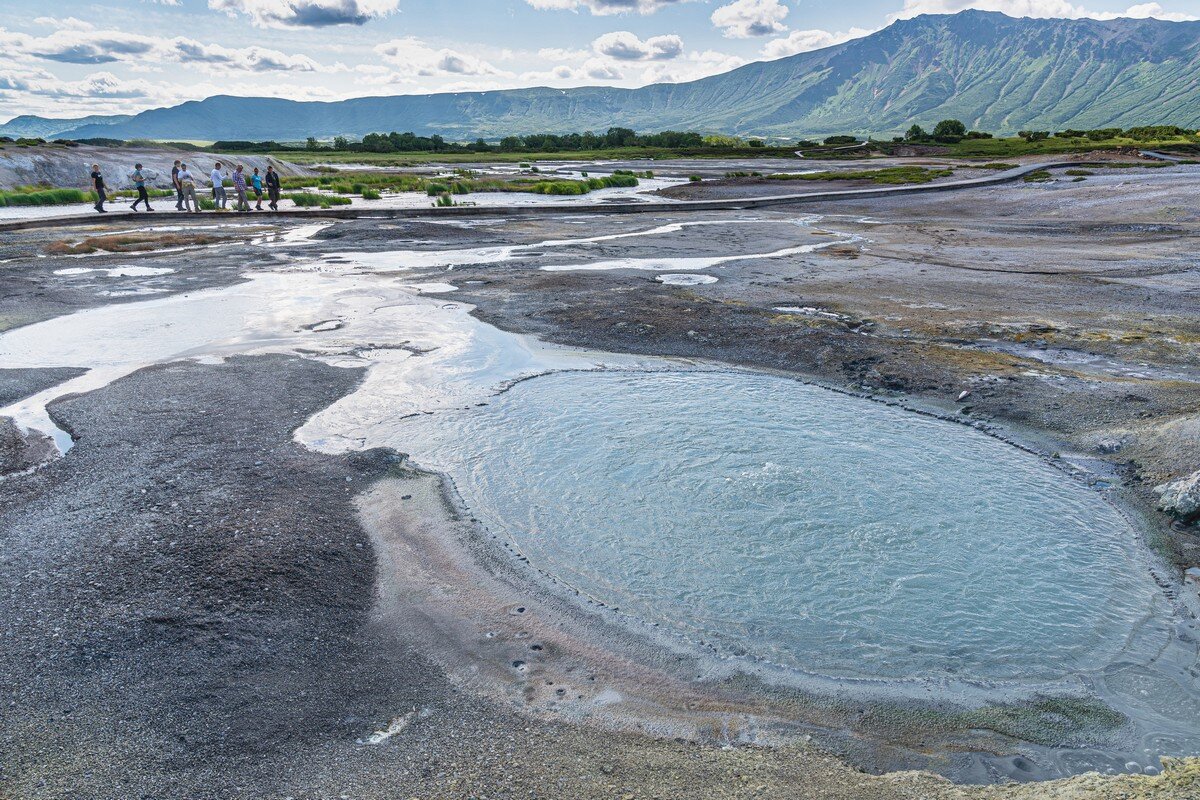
xmin=50 ymin=11 xmax=1200 ymax=141
xmin=0 ymin=114 xmax=131 ymax=139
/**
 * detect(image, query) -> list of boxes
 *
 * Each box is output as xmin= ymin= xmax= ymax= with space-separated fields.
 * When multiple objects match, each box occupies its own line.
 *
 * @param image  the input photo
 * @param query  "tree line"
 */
xmin=902 ymin=120 xmax=1195 ymax=144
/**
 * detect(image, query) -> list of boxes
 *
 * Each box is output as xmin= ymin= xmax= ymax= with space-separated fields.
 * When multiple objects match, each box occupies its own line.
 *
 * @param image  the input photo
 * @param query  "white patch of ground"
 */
xmin=54 ymin=266 xmax=175 ymax=277
xmin=541 ymin=239 xmax=852 ymax=273
xmin=656 ymin=274 xmax=717 ymax=285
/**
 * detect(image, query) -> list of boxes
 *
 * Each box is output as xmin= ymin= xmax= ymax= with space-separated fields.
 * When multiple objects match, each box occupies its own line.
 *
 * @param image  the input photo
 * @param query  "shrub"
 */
xmin=1124 ymin=125 xmax=1191 ymax=141
xmin=434 ymin=192 xmax=455 ymax=207
xmin=532 ymin=180 xmax=587 ymax=195
xmin=0 ymin=188 xmax=90 ymax=206
xmin=824 ymin=135 xmax=858 ymax=146
xmin=425 ymin=182 xmax=450 ymax=196
xmin=361 ymin=188 xmax=382 ymax=200
xmin=932 ymin=119 xmax=966 ymax=142
xmin=767 ymin=167 xmax=952 ymax=185
xmin=689 ymin=175 xmax=702 ymax=182
xmin=287 ymin=192 xmax=352 ymax=208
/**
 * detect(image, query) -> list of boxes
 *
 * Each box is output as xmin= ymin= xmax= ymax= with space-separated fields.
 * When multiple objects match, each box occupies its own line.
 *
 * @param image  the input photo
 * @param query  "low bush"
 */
xmin=287 ymin=192 xmax=352 ymax=208
xmin=361 ymin=188 xmax=382 ymax=200
xmin=768 ymin=167 xmax=952 ymax=185
xmin=0 ymin=188 xmax=90 ymax=206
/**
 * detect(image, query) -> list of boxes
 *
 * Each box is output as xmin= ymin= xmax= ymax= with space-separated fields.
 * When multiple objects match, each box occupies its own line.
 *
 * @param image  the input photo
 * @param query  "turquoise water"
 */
xmin=402 ymin=370 xmax=1171 ymax=688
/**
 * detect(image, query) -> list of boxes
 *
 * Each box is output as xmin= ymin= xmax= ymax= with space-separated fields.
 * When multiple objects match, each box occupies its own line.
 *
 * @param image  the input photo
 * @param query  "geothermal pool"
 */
xmin=397 ymin=371 xmax=1200 ymax=740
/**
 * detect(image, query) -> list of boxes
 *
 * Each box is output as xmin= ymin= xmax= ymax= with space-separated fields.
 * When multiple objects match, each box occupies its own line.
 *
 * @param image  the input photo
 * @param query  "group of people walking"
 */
xmin=90 ymin=161 xmax=282 ymax=214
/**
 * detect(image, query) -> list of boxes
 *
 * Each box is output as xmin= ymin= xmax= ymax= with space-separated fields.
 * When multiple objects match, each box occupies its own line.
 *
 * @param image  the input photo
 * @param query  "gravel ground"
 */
xmin=0 ymin=162 xmax=1198 ymax=798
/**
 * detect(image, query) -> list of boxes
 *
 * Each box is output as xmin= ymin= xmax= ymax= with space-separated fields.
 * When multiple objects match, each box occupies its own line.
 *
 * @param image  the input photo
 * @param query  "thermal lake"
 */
xmin=396 ymin=369 xmax=1200 ymax=772
xmin=399 ymin=371 xmax=1161 ymax=683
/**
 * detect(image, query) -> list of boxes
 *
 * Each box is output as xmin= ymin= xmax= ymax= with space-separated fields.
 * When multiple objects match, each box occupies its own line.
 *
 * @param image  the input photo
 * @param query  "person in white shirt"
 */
xmin=210 ymin=162 xmax=228 ymax=210
xmin=178 ymin=163 xmax=200 ymax=213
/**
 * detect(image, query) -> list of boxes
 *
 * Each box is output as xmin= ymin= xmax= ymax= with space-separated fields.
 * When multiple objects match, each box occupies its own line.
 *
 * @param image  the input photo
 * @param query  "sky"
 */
xmin=1 ymin=0 xmax=1197 ymax=122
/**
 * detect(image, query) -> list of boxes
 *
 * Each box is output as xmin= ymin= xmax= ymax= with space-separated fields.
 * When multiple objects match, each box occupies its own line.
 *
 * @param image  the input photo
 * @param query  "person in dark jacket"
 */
xmin=265 ymin=165 xmax=281 ymax=211
xmin=90 ymin=164 xmax=107 ymax=213
xmin=130 ymin=163 xmax=153 ymax=212
xmin=172 ymin=160 xmax=184 ymax=210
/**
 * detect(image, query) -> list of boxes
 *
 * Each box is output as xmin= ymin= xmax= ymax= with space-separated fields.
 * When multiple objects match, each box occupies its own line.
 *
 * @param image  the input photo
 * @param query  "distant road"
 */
xmin=0 ymin=160 xmax=1167 ymax=233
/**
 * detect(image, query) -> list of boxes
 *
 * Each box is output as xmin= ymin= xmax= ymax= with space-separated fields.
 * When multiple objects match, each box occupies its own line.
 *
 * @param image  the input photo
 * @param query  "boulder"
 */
xmin=1155 ymin=470 xmax=1200 ymax=523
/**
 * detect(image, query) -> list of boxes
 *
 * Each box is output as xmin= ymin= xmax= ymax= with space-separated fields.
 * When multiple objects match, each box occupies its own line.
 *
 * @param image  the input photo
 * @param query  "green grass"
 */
xmin=271 ymin=145 xmax=802 ymax=166
xmin=942 ymin=134 xmax=1198 ymax=159
xmin=1064 ymin=169 xmax=1094 ymax=176
xmin=361 ymin=188 xmax=382 ymax=200
xmin=768 ymin=166 xmax=953 ymax=185
xmin=1023 ymin=170 xmax=1053 ymax=183
xmin=286 ymin=192 xmax=353 ymax=208
xmin=0 ymin=188 xmax=91 ymax=206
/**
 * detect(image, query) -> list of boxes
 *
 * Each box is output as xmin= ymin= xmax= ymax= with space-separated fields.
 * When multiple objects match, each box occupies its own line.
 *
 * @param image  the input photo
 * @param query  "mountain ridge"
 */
xmin=13 ymin=11 xmax=1200 ymax=141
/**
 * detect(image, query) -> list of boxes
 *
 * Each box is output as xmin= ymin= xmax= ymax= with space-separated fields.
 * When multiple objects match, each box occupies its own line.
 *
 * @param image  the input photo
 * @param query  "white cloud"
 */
xmin=0 ymin=26 xmax=334 ymax=73
xmin=31 ymin=17 xmax=94 ymax=30
xmin=891 ymin=0 xmax=1197 ymax=21
xmin=1091 ymin=2 xmax=1198 ymax=21
xmin=761 ymin=27 xmax=874 ymax=58
xmin=592 ymin=31 xmax=684 ymax=60
xmin=207 ymin=0 xmax=400 ymax=27
xmin=525 ymin=0 xmax=693 ymax=14
xmin=711 ymin=0 xmax=789 ymax=38
xmin=537 ymin=46 xmax=592 ymax=61
xmin=637 ymin=49 xmax=747 ymax=83
xmin=375 ymin=37 xmax=509 ymax=76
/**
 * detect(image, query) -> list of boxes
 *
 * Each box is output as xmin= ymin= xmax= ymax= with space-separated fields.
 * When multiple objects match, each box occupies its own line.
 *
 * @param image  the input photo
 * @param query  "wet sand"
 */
xmin=0 ymin=160 xmax=1198 ymax=797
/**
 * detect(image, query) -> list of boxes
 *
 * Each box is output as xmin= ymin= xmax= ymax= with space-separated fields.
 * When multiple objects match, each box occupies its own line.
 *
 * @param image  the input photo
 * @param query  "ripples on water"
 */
xmin=400 ymin=371 xmax=1197 ymax=688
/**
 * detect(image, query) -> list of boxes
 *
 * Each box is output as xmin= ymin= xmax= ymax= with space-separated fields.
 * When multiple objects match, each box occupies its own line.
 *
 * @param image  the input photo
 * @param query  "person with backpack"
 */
xmin=130 ymin=163 xmax=153 ymax=212
xmin=178 ymin=162 xmax=200 ymax=213
xmin=265 ymin=165 xmax=281 ymax=211
xmin=90 ymin=164 xmax=107 ymax=213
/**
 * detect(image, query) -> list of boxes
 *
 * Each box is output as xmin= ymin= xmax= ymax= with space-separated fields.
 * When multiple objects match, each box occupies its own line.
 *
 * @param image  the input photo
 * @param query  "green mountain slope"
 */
xmin=0 ymin=114 xmax=132 ymax=139
xmin=53 ymin=11 xmax=1200 ymax=141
